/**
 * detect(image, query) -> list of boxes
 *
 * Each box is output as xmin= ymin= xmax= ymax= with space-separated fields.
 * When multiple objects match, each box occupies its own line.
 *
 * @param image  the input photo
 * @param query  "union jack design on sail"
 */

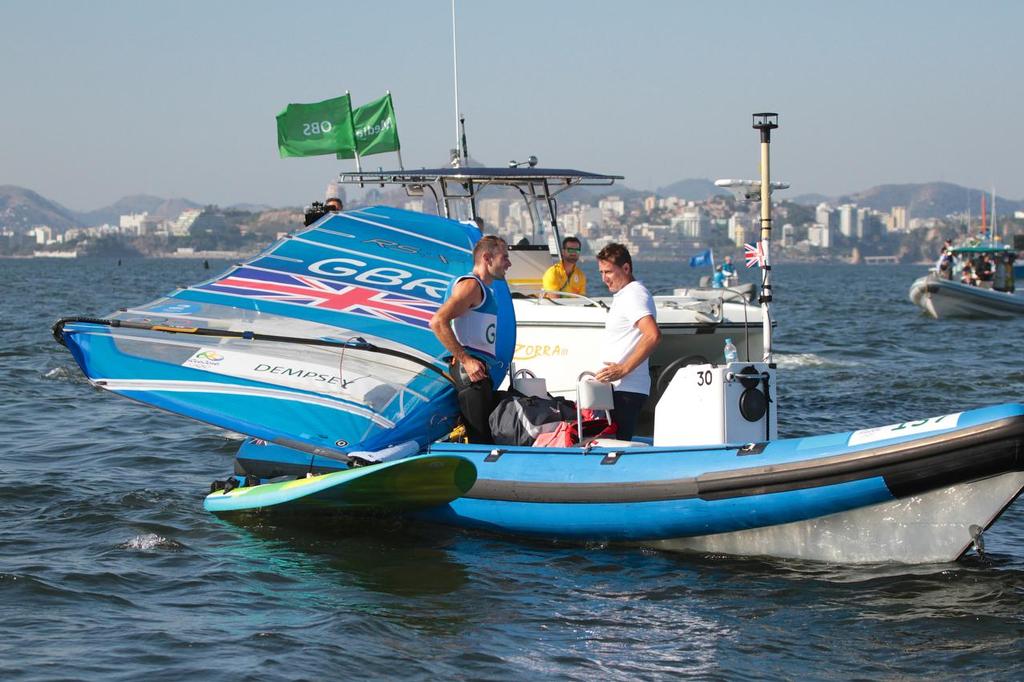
xmin=197 ymin=266 xmax=438 ymax=328
xmin=744 ymin=242 xmax=765 ymax=269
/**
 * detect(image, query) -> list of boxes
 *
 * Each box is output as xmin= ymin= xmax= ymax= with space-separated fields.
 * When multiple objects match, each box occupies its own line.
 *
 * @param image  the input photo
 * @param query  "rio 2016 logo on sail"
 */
xmin=302 ymin=121 xmax=333 ymax=136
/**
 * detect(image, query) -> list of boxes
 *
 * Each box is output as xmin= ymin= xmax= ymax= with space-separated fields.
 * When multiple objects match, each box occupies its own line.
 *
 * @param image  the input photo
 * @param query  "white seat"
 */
xmin=577 ymin=377 xmax=614 ymax=411
xmin=576 ymin=372 xmax=614 ymax=447
xmin=512 ymin=368 xmax=548 ymax=398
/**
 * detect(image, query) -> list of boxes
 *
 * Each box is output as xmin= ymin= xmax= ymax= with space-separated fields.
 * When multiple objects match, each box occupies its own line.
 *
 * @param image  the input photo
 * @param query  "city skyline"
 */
xmin=2 ymin=1 xmax=1023 ymax=211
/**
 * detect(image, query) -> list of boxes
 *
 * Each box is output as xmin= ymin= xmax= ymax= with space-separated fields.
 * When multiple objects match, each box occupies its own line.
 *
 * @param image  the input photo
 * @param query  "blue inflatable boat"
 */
xmin=230 ymin=402 xmax=1024 ymax=564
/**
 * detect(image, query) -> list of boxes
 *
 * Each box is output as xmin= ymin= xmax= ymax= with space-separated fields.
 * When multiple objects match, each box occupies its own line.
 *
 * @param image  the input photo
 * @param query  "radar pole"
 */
xmin=450 ymin=0 xmax=464 ymax=166
xmin=752 ymin=113 xmax=779 ymax=364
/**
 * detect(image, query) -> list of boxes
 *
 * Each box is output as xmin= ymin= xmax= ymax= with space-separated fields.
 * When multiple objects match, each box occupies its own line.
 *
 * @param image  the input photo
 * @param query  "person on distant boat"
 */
xmin=430 ymin=235 xmax=515 ymax=443
xmin=960 ymin=261 xmax=976 ymax=286
xmin=996 ymin=252 xmax=1015 ymax=292
xmin=938 ymin=256 xmax=952 ymax=280
xmin=722 ymin=256 xmax=738 ymax=285
xmin=935 ymin=239 xmax=954 ymax=275
xmin=993 ymin=254 xmax=1008 ymax=292
xmin=711 ymin=265 xmax=726 ymax=289
xmin=978 ymin=254 xmax=995 ymax=286
xmin=593 ymin=243 xmax=661 ymax=441
xmin=542 ymin=236 xmax=587 ymax=299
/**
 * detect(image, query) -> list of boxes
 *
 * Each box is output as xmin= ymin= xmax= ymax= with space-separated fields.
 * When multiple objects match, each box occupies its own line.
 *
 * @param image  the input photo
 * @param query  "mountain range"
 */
xmin=836 ymin=183 xmax=1023 ymax=221
xmin=0 ymin=185 xmax=203 ymax=233
xmin=2 ymin=180 xmax=1021 ymax=234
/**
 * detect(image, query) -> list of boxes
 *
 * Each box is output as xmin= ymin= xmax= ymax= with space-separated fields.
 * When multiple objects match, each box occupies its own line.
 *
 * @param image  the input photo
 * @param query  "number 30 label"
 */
xmin=696 ymin=370 xmax=713 ymax=387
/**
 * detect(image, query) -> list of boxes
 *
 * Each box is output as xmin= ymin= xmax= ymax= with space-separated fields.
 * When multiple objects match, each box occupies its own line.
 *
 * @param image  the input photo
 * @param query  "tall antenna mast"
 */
xmin=451 ymin=0 xmax=462 ymax=164
xmin=752 ymin=113 xmax=779 ymax=365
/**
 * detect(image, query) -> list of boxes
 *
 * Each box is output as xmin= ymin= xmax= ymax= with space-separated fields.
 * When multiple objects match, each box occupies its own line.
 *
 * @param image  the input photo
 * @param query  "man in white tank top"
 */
xmin=593 ymin=243 xmax=661 ymax=440
xmin=430 ymin=236 xmax=513 ymax=442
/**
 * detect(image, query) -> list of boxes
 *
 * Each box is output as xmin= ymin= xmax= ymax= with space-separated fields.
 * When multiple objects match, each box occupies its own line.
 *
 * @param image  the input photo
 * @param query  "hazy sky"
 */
xmin=2 ymin=1 xmax=1022 ymax=210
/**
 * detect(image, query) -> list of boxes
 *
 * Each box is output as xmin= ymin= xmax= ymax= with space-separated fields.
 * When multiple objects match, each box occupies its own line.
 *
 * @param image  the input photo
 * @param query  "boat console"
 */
xmin=654 ymin=362 xmax=777 ymax=446
xmin=510 ymin=363 xmax=777 ymax=449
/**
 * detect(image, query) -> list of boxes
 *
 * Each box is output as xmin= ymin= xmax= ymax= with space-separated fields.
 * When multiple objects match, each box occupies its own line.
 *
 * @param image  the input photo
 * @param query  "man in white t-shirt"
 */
xmin=593 ymin=243 xmax=661 ymax=440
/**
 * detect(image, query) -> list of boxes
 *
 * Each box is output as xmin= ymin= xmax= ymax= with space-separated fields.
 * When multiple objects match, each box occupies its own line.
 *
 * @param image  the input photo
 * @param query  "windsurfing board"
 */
xmin=204 ymin=454 xmax=476 ymax=514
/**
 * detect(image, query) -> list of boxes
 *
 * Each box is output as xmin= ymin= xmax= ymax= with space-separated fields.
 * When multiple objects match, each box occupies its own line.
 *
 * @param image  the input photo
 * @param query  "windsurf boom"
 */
xmin=54 ymin=206 xmax=481 ymax=459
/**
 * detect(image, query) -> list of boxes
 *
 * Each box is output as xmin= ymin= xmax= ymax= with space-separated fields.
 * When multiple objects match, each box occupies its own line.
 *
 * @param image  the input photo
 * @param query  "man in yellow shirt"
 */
xmin=542 ymin=236 xmax=587 ymax=299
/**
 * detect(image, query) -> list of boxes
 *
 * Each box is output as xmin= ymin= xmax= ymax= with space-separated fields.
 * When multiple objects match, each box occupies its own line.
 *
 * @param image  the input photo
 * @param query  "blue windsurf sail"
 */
xmin=54 ymin=206 xmax=480 ymax=460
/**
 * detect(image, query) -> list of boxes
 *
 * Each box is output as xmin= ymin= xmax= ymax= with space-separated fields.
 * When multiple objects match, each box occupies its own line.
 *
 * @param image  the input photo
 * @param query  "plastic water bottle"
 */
xmin=723 ymin=337 xmax=738 ymax=364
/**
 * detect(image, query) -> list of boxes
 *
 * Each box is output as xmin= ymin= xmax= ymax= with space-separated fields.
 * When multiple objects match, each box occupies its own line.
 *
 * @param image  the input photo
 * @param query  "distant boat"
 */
xmin=909 ymin=242 xmax=1022 ymax=318
xmin=33 ymin=250 xmax=77 ymax=258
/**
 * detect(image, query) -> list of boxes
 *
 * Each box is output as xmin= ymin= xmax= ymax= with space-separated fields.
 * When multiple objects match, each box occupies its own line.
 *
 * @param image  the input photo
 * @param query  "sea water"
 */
xmin=2 ymin=258 xmax=1024 ymax=680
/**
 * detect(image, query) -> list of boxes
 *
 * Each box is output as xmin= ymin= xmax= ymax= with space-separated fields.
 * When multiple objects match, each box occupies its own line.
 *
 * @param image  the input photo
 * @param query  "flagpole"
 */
xmin=387 ymin=90 xmax=405 ymax=169
xmin=752 ymin=113 xmax=778 ymax=364
xmin=344 ymin=90 xmax=363 ymax=188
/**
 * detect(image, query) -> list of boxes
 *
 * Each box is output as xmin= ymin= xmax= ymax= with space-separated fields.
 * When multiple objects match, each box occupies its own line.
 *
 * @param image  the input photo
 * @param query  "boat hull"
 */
xmin=910 ymin=274 xmax=1024 ymax=319
xmin=413 ymin=403 xmax=1024 ymax=563
xmin=651 ymin=471 xmax=1024 ymax=563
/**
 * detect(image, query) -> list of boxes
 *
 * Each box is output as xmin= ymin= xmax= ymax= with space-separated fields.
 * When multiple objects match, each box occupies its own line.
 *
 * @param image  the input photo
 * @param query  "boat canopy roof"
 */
xmin=950 ymin=244 xmax=1016 ymax=255
xmin=339 ymin=166 xmax=623 ymax=187
xmin=337 ymin=165 xmax=624 ymax=254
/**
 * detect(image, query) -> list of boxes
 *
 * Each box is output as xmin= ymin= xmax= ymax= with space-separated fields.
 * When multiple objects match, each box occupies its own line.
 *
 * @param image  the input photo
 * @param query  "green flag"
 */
xmin=338 ymin=93 xmax=401 ymax=159
xmin=276 ymin=94 xmax=356 ymax=158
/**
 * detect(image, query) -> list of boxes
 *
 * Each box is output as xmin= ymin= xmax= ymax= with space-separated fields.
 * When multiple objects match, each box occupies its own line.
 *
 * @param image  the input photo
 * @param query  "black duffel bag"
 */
xmin=488 ymin=392 xmax=577 ymax=446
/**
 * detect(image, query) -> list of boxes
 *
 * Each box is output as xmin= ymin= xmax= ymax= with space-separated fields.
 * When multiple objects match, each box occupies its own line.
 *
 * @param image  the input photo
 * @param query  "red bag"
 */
xmin=583 ymin=418 xmax=617 ymax=441
xmin=532 ymin=420 xmax=576 ymax=447
xmin=532 ymin=419 xmax=617 ymax=447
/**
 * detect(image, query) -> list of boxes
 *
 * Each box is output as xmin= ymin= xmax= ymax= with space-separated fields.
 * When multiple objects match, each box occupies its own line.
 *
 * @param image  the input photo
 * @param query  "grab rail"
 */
xmin=515 ymin=288 xmax=610 ymax=309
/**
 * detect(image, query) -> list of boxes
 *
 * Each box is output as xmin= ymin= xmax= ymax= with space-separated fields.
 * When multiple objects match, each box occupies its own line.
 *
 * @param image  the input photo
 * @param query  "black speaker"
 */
xmin=739 ymin=387 xmax=767 ymax=422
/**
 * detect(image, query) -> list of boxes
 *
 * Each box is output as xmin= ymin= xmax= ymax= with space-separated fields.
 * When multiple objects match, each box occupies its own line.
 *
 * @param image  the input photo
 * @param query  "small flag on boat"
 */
xmin=338 ymin=93 xmax=401 ymax=159
xmin=744 ymin=242 xmax=765 ymax=268
xmin=276 ymin=94 xmax=357 ymax=158
xmin=689 ymin=249 xmax=713 ymax=268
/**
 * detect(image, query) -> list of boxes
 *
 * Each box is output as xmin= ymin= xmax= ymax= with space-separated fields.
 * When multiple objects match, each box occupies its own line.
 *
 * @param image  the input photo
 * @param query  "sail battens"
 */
xmin=341 ymin=212 xmax=475 ymax=255
xmin=172 ymin=288 xmax=440 ymax=345
xmin=287 ymin=235 xmax=459 ymax=279
xmin=264 ymin=254 xmax=305 ymax=264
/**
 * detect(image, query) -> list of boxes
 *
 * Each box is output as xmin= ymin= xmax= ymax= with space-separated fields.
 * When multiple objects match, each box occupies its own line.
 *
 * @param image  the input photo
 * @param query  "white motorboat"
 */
xmin=910 ymin=273 xmax=1024 ymax=318
xmin=910 ymin=242 xmax=1022 ymax=319
xmin=337 ymin=165 xmax=766 ymax=405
